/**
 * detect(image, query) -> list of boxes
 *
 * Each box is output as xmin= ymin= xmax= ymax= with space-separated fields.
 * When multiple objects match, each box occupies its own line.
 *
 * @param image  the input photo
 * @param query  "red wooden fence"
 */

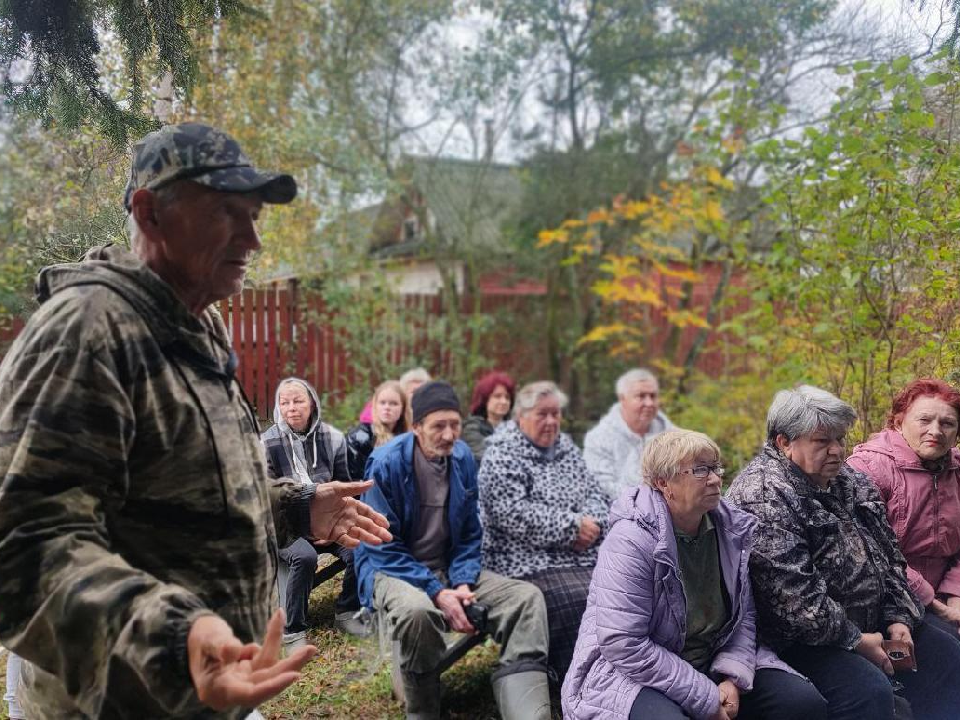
xmin=0 ymin=317 xmax=25 ymax=355
xmin=1 ymin=270 xmax=743 ymax=422
xmin=216 ymin=282 xmax=546 ymax=419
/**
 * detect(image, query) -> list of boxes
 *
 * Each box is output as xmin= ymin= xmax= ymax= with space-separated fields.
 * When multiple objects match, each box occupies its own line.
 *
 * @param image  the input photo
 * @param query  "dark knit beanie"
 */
xmin=411 ymin=381 xmax=461 ymax=424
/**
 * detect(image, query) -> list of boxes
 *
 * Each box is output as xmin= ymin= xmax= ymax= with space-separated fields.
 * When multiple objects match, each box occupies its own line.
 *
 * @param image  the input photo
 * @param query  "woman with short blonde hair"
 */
xmin=564 ymin=429 xmax=826 ymax=720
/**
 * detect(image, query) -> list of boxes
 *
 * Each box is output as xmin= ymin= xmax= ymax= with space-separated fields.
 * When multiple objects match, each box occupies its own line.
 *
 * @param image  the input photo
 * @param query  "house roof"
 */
xmin=399 ymin=155 xmax=524 ymax=252
xmin=339 ymin=155 xmax=526 ymax=261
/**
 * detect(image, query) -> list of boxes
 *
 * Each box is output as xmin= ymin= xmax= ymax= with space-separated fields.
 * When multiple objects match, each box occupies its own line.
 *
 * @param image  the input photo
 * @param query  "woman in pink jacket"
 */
xmin=848 ymin=378 xmax=960 ymax=637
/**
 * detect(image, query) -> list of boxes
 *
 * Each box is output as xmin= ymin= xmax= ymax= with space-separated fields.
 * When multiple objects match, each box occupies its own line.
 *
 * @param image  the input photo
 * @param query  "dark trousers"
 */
xmin=628 ymin=668 xmax=827 ymax=720
xmin=278 ymin=538 xmax=358 ymax=633
xmin=779 ymin=619 xmax=960 ymax=720
xmin=919 ymin=611 xmax=960 ymax=643
xmin=525 ymin=566 xmax=593 ymax=684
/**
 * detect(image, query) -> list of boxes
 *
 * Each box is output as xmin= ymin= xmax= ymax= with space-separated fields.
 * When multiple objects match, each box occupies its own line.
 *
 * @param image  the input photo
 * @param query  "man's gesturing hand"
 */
xmin=188 ymin=609 xmax=315 ymax=711
xmin=309 ymin=480 xmax=392 ymax=547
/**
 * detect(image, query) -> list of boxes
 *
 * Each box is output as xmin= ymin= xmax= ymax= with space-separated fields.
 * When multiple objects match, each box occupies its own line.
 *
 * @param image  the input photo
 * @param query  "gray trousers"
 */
xmin=373 ymin=570 xmax=549 ymax=676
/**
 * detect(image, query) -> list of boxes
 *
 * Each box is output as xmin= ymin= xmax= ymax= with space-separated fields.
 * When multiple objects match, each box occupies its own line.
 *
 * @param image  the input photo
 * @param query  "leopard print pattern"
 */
xmin=478 ymin=421 xmax=612 ymax=579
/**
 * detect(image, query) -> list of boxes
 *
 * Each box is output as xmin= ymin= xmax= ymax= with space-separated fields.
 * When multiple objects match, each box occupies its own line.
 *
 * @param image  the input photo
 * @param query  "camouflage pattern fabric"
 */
xmin=726 ymin=443 xmax=922 ymax=653
xmin=0 ymin=245 xmax=313 ymax=718
xmin=123 ymin=123 xmax=296 ymax=210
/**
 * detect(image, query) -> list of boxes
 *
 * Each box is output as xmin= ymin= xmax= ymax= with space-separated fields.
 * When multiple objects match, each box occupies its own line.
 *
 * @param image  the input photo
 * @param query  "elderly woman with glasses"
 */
xmin=563 ymin=429 xmax=825 ymax=720
xmin=727 ymin=385 xmax=960 ymax=720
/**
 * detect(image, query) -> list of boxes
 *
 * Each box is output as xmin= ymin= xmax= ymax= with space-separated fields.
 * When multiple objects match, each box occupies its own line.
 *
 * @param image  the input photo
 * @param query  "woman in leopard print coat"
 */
xmin=478 ymin=381 xmax=611 ymax=682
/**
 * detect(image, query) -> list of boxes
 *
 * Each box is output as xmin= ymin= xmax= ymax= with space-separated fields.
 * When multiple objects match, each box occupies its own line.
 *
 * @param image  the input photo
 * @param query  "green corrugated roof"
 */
xmin=403 ymin=155 xmax=524 ymax=252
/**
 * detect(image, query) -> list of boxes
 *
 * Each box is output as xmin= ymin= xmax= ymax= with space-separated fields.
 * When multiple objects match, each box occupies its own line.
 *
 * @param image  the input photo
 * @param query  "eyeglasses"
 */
xmin=677 ymin=464 xmax=725 ymax=479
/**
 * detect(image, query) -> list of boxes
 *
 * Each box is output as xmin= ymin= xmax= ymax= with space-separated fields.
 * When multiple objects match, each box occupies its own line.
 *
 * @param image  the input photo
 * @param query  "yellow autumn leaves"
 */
xmin=536 ymin=165 xmax=731 ymax=350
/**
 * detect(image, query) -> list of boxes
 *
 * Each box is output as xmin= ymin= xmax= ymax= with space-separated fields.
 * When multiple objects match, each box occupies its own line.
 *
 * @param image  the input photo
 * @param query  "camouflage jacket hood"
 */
xmin=0 ymin=245 xmax=312 ymax=718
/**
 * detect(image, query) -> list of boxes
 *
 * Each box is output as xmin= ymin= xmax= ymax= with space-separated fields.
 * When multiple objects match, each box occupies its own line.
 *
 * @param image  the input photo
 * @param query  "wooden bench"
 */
xmin=307 ymin=558 xmax=488 ymax=702
xmin=277 ymin=554 xmax=346 ymax=612
xmin=313 ymin=557 xmax=346 ymax=588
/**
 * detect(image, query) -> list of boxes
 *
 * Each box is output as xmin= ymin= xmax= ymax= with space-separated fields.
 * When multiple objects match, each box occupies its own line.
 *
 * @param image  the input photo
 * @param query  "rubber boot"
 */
xmin=492 ymin=670 xmax=552 ymax=720
xmin=401 ymin=670 xmax=443 ymax=720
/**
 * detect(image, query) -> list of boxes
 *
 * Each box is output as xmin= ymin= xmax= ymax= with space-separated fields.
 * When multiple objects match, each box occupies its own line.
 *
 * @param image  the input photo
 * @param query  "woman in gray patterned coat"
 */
xmin=478 ymin=381 xmax=611 ymax=682
xmin=727 ymin=385 xmax=960 ymax=720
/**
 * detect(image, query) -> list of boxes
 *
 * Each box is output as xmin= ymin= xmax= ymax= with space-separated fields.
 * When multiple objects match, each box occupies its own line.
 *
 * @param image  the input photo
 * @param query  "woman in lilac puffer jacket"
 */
xmin=562 ymin=430 xmax=826 ymax=720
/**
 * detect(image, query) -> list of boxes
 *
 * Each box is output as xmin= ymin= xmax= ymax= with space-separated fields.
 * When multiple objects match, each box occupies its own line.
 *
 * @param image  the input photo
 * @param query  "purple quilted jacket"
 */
xmin=561 ymin=484 xmax=797 ymax=720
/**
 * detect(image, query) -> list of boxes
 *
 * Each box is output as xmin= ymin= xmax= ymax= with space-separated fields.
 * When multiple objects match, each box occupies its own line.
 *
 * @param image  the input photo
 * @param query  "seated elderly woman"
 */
xmin=479 ymin=380 xmax=610 ymax=681
xmin=727 ymin=385 xmax=960 ymax=720
xmin=462 ymin=370 xmax=516 ymax=461
xmin=848 ymin=378 xmax=960 ymax=639
xmin=563 ymin=430 xmax=827 ymax=720
xmin=261 ymin=377 xmax=367 ymax=643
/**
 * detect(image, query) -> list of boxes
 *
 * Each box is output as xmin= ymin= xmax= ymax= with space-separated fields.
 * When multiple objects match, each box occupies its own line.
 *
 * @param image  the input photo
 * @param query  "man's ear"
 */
xmin=129 ymin=188 xmax=163 ymax=242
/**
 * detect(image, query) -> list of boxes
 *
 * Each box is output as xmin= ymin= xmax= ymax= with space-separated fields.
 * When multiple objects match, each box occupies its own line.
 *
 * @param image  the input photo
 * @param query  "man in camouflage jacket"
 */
xmin=0 ymin=124 xmax=390 ymax=719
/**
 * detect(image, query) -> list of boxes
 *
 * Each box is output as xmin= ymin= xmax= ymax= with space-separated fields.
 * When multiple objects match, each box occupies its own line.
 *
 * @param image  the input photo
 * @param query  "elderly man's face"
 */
xmin=518 ymin=396 xmax=562 ymax=448
xmin=620 ymin=379 xmax=660 ymax=435
xmin=414 ymin=409 xmax=461 ymax=459
xmin=777 ymin=430 xmax=845 ymax=487
xmin=149 ymin=184 xmax=263 ymax=310
xmin=278 ymin=384 xmax=313 ymax=433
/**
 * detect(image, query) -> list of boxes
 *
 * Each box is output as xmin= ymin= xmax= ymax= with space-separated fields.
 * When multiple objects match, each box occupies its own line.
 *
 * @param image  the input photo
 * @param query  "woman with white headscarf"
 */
xmin=260 ymin=378 xmax=369 ymax=644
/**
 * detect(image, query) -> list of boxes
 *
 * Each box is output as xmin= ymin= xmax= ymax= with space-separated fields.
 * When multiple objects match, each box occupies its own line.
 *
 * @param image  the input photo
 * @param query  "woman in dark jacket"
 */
xmin=727 ymin=384 xmax=960 ymax=720
xmin=261 ymin=377 xmax=366 ymax=641
xmin=462 ymin=370 xmax=516 ymax=462
xmin=345 ymin=380 xmax=409 ymax=480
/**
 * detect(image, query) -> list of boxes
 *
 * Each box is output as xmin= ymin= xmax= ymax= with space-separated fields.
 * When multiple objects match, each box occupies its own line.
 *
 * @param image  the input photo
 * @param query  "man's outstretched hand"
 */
xmin=188 ymin=609 xmax=315 ymax=711
xmin=310 ymin=480 xmax=392 ymax=547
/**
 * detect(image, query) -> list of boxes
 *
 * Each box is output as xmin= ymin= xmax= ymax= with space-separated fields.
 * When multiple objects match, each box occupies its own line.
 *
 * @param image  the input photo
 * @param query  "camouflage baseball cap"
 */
xmin=123 ymin=122 xmax=297 ymax=210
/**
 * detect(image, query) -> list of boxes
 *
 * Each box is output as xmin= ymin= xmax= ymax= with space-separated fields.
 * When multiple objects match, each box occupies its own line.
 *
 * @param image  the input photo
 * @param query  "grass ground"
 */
xmin=261 ymin=577 xmax=503 ymax=719
xmin=0 ymin=578 xmax=506 ymax=720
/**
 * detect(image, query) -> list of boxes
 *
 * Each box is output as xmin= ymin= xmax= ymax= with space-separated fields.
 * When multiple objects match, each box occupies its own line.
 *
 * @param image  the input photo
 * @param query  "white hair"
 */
xmin=399 ymin=367 xmax=431 ymax=390
xmin=766 ymin=385 xmax=857 ymax=442
xmin=616 ymin=368 xmax=658 ymax=397
xmin=513 ymin=381 xmax=569 ymax=418
xmin=124 ymin=180 xmax=194 ymax=256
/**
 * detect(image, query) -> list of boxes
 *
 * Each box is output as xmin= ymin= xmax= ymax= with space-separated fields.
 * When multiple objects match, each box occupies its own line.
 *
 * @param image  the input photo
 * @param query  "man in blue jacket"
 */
xmin=355 ymin=381 xmax=551 ymax=720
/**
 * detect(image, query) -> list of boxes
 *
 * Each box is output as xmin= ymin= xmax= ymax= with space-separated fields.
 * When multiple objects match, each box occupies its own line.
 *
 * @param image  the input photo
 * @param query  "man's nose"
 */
xmin=240 ymin=219 xmax=262 ymax=251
